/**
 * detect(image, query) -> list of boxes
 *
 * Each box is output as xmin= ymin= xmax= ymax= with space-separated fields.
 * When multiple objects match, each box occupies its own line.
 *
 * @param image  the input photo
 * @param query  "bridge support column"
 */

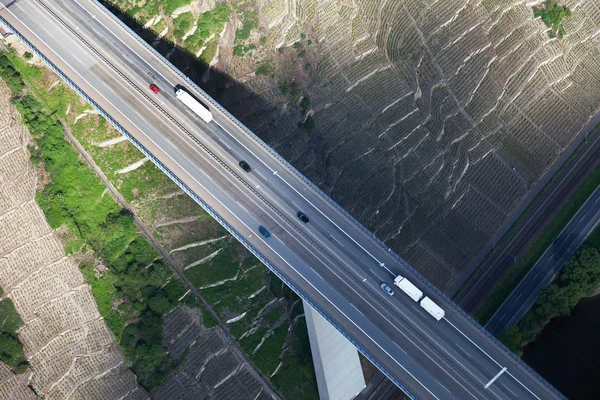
xmin=304 ymin=300 xmax=366 ymax=400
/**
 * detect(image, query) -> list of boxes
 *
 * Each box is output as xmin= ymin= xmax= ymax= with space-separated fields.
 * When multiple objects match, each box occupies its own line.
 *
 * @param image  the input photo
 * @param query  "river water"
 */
xmin=522 ymin=294 xmax=600 ymax=399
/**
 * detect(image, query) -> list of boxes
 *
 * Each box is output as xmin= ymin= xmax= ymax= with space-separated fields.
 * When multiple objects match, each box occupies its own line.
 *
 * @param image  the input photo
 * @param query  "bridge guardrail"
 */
xmin=88 ymin=6 xmax=566 ymax=397
xmin=4 ymin=5 xmax=566 ymax=397
xmin=0 ymin=16 xmax=421 ymax=400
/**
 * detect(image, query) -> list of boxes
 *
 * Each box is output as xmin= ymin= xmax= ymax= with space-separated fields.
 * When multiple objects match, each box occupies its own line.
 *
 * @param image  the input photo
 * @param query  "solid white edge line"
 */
xmin=7 ymin=6 xmax=443 ymax=399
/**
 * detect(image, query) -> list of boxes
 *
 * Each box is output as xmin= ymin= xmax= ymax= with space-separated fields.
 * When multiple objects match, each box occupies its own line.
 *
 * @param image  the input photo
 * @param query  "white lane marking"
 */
xmin=215 ymin=120 xmax=390 ymax=272
xmin=71 ymin=54 xmax=85 ymax=66
xmin=454 ymin=344 xmax=472 ymax=359
xmin=445 ymin=318 xmax=502 ymax=368
xmin=68 ymin=0 xmax=175 ymax=86
xmin=394 ymin=342 xmax=408 ymax=355
xmin=351 ymin=303 xmax=365 ymax=316
xmin=198 ymin=149 xmax=479 ymax=397
xmin=445 ymin=318 xmax=541 ymax=399
xmin=235 ymin=201 xmax=249 ymax=214
xmin=13 ymin=12 xmax=444 ymax=399
xmin=254 ymin=170 xmax=269 ymax=182
xmin=330 ymin=235 xmax=345 ymax=247
xmin=580 ymin=215 xmax=586 ymax=223
xmin=500 ymin=382 xmax=518 ymax=398
xmin=311 ymin=269 xmax=325 ymax=281
xmin=515 ymin=293 xmax=523 ymax=302
xmin=505 ymin=371 xmax=540 ymax=400
xmin=485 ymin=367 xmax=507 ymax=389
xmin=22 ymin=5 xmax=522 ymax=397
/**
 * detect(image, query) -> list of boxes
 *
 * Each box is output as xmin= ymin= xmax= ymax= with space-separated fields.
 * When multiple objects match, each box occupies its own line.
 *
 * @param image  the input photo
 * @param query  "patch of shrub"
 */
xmin=533 ymin=0 xmax=571 ymax=39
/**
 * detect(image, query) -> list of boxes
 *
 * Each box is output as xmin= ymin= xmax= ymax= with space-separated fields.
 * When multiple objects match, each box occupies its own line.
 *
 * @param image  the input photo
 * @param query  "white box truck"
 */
xmin=420 ymin=297 xmax=445 ymax=321
xmin=176 ymin=88 xmax=213 ymax=123
xmin=393 ymin=275 xmax=423 ymax=302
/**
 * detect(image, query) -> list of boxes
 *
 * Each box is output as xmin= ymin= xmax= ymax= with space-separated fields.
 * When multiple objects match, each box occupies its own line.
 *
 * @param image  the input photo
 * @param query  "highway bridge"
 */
xmin=0 ymin=0 xmax=564 ymax=398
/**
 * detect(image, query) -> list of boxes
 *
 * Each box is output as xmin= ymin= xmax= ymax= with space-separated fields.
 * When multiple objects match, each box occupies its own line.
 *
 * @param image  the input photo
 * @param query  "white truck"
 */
xmin=175 ymin=88 xmax=213 ymax=123
xmin=420 ymin=297 xmax=445 ymax=321
xmin=393 ymin=275 xmax=423 ymax=302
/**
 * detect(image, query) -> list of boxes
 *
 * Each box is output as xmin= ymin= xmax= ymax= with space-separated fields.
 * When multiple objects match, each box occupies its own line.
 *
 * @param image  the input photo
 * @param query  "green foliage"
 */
xmin=271 ymin=319 xmax=318 ymax=400
xmin=235 ymin=11 xmax=258 ymax=43
xmin=259 ymin=36 xmax=267 ymax=45
xmin=278 ymin=78 xmax=289 ymax=95
xmin=186 ymin=2 xmax=231 ymax=49
xmin=306 ymin=39 xmax=312 ymax=46
xmin=293 ymin=41 xmax=303 ymax=50
xmin=5 ymin=56 xmax=187 ymax=391
xmin=297 ymin=50 xmax=306 ymax=58
xmin=233 ymin=45 xmax=244 ymax=57
xmin=81 ymin=265 xmax=129 ymax=339
xmin=148 ymin=293 xmax=172 ymax=315
xmin=533 ymin=0 xmax=571 ymax=39
xmin=0 ymin=52 xmax=24 ymax=95
xmin=173 ymin=12 xmax=195 ymax=40
xmin=300 ymin=96 xmax=310 ymax=113
xmin=0 ymin=298 xmax=22 ymax=335
xmin=255 ymin=61 xmax=274 ymax=75
xmin=298 ymin=116 xmax=315 ymax=133
xmin=23 ymin=52 xmax=33 ymax=60
xmin=304 ymin=63 xmax=312 ymax=72
xmin=162 ymin=0 xmax=189 ymax=16
xmin=252 ymin=323 xmax=288 ymax=375
xmin=499 ymin=247 xmax=600 ymax=355
xmin=0 ymin=298 xmax=27 ymax=372
xmin=475 ymin=153 xmax=600 ymax=324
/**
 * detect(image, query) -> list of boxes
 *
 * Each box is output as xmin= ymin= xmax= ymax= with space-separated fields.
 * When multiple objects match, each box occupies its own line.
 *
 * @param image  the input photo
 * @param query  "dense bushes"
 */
xmin=0 ymin=53 xmax=24 ymax=95
xmin=533 ymin=0 xmax=571 ymax=39
xmin=500 ymin=246 xmax=600 ymax=355
xmin=4 ymin=51 xmax=194 ymax=391
xmin=0 ymin=298 xmax=27 ymax=373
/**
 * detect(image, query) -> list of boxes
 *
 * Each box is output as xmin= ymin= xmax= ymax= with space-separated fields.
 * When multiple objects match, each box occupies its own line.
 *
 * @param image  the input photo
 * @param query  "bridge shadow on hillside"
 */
xmin=97 ymin=4 xmax=401 ymax=397
xmin=100 ymin=1 xmax=292 ymax=140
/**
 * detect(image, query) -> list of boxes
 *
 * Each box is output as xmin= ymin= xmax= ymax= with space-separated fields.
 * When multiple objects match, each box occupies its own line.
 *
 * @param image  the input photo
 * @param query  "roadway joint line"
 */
xmin=5 ymin=6 xmax=444 ymax=397
xmin=0 ymin=10 xmax=440 ymax=400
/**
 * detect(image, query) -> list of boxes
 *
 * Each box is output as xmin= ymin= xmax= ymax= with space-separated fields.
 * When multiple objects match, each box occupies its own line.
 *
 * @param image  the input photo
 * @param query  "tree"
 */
xmin=533 ymin=0 xmax=571 ymax=39
xmin=499 ymin=326 xmax=523 ymax=354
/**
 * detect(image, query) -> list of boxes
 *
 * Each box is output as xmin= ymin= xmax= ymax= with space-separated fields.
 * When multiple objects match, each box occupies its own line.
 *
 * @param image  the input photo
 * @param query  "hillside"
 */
xmin=110 ymin=0 xmax=600 ymax=290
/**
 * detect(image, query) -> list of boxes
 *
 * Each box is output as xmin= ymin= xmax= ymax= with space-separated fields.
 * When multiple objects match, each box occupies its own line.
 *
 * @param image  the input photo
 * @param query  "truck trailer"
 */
xmin=175 ymin=88 xmax=213 ymax=123
xmin=420 ymin=297 xmax=445 ymax=321
xmin=393 ymin=275 xmax=423 ymax=302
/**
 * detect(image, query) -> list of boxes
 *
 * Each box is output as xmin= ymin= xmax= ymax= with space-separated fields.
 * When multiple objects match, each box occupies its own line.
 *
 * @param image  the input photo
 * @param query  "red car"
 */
xmin=149 ymin=84 xmax=160 ymax=94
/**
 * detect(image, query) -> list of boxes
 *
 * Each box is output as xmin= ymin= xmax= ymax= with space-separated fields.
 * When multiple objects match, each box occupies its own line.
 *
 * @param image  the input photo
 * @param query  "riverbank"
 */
xmin=499 ymin=241 xmax=600 ymax=356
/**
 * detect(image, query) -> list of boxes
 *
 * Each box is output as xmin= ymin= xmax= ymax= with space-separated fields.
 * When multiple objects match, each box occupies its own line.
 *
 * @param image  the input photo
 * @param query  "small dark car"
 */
xmin=554 ymin=238 xmax=563 ymax=247
xmin=239 ymin=160 xmax=251 ymax=172
xmin=258 ymin=225 xmax=271 ymax=239
xmin=380 ymin=282 xmax=394 ymax=296
xmin=149 ymin=84 xmax=160 ymax=94
xmin=297 ymin=211 xmax=309 ymax=224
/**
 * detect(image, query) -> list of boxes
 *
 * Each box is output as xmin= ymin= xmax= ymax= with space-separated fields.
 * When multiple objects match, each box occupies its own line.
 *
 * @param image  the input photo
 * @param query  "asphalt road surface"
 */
xmin=486 ymin=185 xmax=600 ymax=334
xmin=454 ymin=118 xmax=600 ymax=313
xmin=0 ymin=0 xmax=564 ymax=398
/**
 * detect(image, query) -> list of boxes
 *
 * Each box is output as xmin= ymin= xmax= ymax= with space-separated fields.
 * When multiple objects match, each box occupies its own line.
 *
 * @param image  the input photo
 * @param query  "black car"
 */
xmin=239 ymin=160 xmax=251 ymax=172
xmin=554 ymin=238 xmax=563 ymax=247
xmin=297 ymin=211 xmax=309 ymax=224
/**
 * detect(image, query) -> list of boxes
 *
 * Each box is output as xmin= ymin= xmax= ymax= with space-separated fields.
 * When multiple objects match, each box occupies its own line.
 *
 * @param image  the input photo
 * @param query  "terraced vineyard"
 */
xmin=113 ymin=0 xmax=600 ymax=290
xmin=0 ymin=30 xmax=316 ymax=399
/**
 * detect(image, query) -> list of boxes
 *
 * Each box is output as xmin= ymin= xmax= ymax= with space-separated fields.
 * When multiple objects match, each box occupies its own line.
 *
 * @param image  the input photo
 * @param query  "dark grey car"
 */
xmin=239 ymin=160 xmax=251 ymax=172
